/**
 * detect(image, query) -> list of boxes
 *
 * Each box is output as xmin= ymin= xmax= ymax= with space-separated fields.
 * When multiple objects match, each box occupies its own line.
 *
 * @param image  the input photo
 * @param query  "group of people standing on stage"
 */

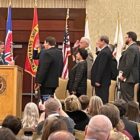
xmin=0 ymin=31 xmax=140 ymax=104
xmin=34 ymin=31 xmax=140 ymax=105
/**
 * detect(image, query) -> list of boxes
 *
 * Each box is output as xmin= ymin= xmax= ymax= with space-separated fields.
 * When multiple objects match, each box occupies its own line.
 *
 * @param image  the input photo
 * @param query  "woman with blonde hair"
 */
xmin=22 ymin=102 xmax=39 ymax=129
xmin=64 ymin=95 xmax=89 ymax=131
xmin=88 ymin=96 xmax=103 ymax=117
xmin=64 ymin=95 xmax=81 ymax=111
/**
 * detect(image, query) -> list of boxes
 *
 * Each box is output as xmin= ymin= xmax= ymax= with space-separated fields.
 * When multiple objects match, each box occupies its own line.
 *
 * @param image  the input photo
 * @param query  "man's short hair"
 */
xmin=99 ymin=103 xmax=120 ymax=128
xmin=127 ymin=31 xmax=137 ymax=42
xmin=45 ymin=98 xmax=61 ymax=114
xmin=85 ymin=115 xmax=112 ymax=140
xmin=79 ymin=95 xmax=89 ymax=110
xmin=100 ymin=35 xmax=109 ymax=44
xmin=81 ymin=37 xmax=90 ymax=45
xmin=2 ymin=115 xmax=22 ymax=135
xmin=45 ymin=36 xmax=56 ymax=46
xmin=48 ymin=130 xmax=75 ymax=140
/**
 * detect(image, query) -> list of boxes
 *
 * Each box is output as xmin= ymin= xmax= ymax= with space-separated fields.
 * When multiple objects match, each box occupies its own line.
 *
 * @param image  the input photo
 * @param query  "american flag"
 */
xmin=5 ymin=5 xmax=13 ymax=63
xmin=61 ymin=9 xmax=71 ymax=79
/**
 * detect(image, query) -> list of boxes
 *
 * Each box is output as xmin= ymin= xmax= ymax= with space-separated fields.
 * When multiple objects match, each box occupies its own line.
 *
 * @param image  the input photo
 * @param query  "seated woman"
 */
xmin=64 ymin=95 xmax=90 ymax=131
xmin=67 ymin=48 xmax=88 ymax=97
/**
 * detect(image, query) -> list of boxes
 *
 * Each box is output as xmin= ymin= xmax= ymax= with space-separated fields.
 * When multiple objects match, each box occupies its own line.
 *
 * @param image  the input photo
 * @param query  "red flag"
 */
xmin=25 ymin=7 xmax=39 ymax=77
xmin=61 ymin=9 xmax=71 ymax=79
xmin=5 ymin=5 xmax=13 ymax=63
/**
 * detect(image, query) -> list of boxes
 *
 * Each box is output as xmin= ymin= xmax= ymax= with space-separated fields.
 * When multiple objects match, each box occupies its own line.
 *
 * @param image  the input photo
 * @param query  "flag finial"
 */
xmin=9 ymin=0 xmax=11 ymax=5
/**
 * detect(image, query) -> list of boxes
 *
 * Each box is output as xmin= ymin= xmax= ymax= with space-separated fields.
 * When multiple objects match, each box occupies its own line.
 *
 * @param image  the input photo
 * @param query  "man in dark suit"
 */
xmin=118 ymin=31 xmax=140 ymax=102
xmin=91 ymin=35 xmax=112 ymax=104
xmin=35 ymin=36 xmax=63 ymax=101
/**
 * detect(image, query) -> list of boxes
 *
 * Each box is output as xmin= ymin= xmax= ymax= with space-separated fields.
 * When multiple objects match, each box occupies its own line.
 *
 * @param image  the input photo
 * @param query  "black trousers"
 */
xmin=40 ymin=86 xmax=56 ymax=102
xmin=120 ymin=82 xmax=134 ymax=102
xmin=95 ymin=84 xmax=110 ymax=104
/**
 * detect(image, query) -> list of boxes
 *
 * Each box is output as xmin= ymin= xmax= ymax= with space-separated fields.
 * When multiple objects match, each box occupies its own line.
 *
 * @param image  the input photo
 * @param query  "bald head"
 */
xmin=85 ymin=115 xmax=113 ymax=140
xmin=79 ymin=37 xmax=90 ymax=49
xmin=44 ymin=98 xmax=61 ymax=115
xmin=48 ymin=131 xmax=75 ymax=140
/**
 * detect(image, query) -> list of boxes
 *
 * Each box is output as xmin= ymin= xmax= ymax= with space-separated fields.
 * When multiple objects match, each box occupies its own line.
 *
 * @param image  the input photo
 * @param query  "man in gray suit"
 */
xmin=72 ymin=37 xmax=94 ymax=79
xmin=118 ymin=31 xmax=140 ymax=102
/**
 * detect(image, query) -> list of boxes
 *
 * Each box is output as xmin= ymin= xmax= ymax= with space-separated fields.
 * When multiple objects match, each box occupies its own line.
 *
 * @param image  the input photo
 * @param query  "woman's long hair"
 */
xmin=22 ymin=102 xmax=39 ymax=129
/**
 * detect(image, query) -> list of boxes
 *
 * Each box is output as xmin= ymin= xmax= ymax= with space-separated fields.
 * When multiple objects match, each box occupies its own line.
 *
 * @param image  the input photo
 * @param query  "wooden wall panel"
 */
xmin=0 ymin=8 xmax=85 ymax=109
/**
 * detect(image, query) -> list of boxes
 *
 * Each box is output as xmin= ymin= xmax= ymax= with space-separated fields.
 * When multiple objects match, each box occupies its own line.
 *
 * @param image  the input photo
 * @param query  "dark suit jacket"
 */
xmin=91 ymin=46 xmax=112 ymax=86
xmin=35 ymin=47 xmax=63 ymax=88
xmin=33 ymin=49 xmax=40 ymax=60
xmin=118 ymin=43 xmax=140 ymax=83
xmin=122 ymin=117 xmax=139 ymax=140
xmin=67 ymin=60 xmax=87 ymax=94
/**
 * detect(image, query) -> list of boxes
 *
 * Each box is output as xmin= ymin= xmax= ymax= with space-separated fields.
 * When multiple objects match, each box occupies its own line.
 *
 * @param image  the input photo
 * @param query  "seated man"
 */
xmin=85 ymin=115 xmax=112 ymax=140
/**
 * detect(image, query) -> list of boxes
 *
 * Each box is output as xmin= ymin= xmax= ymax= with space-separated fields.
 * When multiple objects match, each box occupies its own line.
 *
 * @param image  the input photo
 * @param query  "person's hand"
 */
xmin=35 ymin=43 xmax=40 ymax=50
xmin=38 ymin=100 xmax=45 ymax=111
xmin=73 ymin=40 xmax=80 ymax=48
xmin=95 ymin=82 xmax=101 ymax=87
xmin=8 ymin=60 xmax=15 ymax=65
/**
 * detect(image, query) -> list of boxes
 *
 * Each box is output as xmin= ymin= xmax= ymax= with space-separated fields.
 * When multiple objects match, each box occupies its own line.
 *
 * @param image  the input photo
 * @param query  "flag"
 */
xmin=61 ymin=9 xmax=71 ymax=79
xmin=113 ymin=15 xmax=123 ymax=62
xmin=5 ymin=5 xmax=13 ymax=63
xmin=84 ymin=13 xmax=92 ymax=50
xmin=25 ymin=7 xmax=39 ymax=77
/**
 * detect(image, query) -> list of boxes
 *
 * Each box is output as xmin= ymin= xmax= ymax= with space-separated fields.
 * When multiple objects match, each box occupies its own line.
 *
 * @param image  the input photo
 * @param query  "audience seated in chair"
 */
xmin=48 ymin=130 xmax=75 ymax=140
xmin=99 ymin=103 xmax=134 ymax=140
xmin=85 ymin=115 xmax=113 ymax=140
xmin=87 ymin=96 xmax=103 ymax=117
xmin=41 ymin=117 xmax=68 ymax=140
xmin=36 ymin=97 xmax=75 ymax=134
xmin=114 ymin=99 xmax=139 ymax=140
xmin=79 ymin=95 xmax=90 ymax=113
xmin=64 ymin=95 xmax=90 ymax=131
xmin=126 ymin=101 xmax=140 ymax=123
xmin=2 ymin=115 xmax=22 ymax=135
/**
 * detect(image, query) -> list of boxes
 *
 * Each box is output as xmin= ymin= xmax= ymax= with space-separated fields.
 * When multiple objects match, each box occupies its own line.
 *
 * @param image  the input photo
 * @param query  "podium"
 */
xmin=0 ymin=65 xmax=23 ymax=122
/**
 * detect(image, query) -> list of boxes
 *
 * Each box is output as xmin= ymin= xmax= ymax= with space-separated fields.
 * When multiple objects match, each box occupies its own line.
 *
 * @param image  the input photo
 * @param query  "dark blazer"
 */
xmin=118 ymin=43 xmax=140 ymax=83
xmin=91 ymin=46 xmax=112 ymax=86
xmin=122 ymin=117 xmax=140 ymax=140
xmin=67 ymin=60 xmax=87 ymax=94
xmin=33 ymin=49 xmax=40 ymax=60
xmin=35 ymin=47 xmax=63 ymax=88
xmin=0 ymin=53 xmax=8 ymax=65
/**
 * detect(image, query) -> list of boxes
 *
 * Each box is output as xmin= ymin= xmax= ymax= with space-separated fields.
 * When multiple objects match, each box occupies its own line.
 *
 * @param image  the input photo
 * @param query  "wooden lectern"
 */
xmin=0 ymin=65 xmax=23 ymax=122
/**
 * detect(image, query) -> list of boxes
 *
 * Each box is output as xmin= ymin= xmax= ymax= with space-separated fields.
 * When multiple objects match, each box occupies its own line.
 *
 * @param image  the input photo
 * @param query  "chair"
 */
xmin=55 ymin=78 xmax=68 ymax=100
xmin=87 ymin=79 xmax=94 ymax=98
xmin=134 ymin=83 xmax=139 ymax=102
xmin=74 ymin=129 xmax=84 ymax=140
xmin=109 ymin=80 xmax=117 ymax=102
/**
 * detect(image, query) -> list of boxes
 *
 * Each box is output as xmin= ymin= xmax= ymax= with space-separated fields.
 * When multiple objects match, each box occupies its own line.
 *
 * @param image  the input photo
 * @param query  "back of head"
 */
xmin=79 ymin=95 xmax=89 ymax=110
xmin=127 ymin=31 xmax=137 ymax=42
xmin=22 ymin=102 xmax=39 ymax=128
xmin=64 ymin=95 xmax=81 ymax=111
xmin=88 ymin=96 xmax=103 ymax=116
xmin=127 ymin=101 xmax=140 ymax=122
xmin=42 ymin=117 xmax=68 ymax=140
xmin=45 ymin=36 xmax=56 ymax=46
xmin=113 ymin=99 xmax=127 ymax=117
xmin=85 ymin=115 xmax=112 ymax=140
xmin=48 ymin=130 xmax=75 ymax=140
xmin=2 ymin=115 xmax=22 ymax=135
xmin=45 ymin=98 xmax=60 ymax=115
xmin=0 ymin=128 xmax=17 ymax=140
xmin=99 ymin=104 xmax=120 ymax=128
xmin=77 ymin=48 xmax=88 ymax=60
xmin=100 ymin=35 xmax=109 ymax=44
